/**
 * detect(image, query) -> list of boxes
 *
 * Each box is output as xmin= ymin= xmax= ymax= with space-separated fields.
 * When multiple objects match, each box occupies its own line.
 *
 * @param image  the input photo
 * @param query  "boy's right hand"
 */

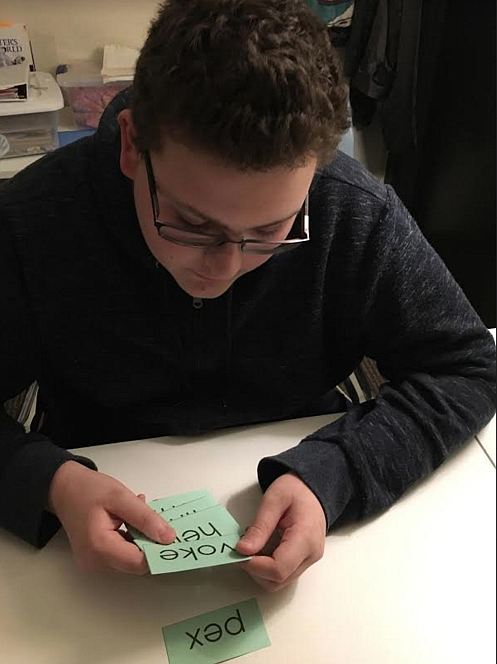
xmin=47 ymin=460 xmax=176 ymax=574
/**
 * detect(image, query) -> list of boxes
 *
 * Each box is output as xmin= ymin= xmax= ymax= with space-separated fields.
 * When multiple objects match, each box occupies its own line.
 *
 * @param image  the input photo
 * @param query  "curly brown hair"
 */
xmin=131 ymin=0 xmax=350 ymax=170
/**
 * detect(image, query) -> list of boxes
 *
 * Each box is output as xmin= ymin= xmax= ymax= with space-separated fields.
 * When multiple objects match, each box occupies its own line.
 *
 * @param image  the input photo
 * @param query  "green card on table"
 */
xmin=162 ymin=599 xmax=270 ymax=664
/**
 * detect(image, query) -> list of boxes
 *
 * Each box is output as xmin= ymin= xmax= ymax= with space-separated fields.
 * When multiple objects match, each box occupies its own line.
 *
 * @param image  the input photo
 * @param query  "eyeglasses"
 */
xmin=144 ymin=151 xmax=310 ymax=255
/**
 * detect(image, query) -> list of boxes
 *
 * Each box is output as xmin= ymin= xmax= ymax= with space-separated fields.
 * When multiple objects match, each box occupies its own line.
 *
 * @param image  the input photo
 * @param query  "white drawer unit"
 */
xmin=0 ymin=71 xmax=63 ymax=160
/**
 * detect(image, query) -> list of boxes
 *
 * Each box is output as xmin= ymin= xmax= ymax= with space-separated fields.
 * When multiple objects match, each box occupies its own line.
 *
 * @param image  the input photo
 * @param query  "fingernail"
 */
xmin=242 ymin=526 xmax=257 ymax=543
xmin=158 ymin=527 xmax=175 ymax=544
xmin=239 ymin=535 xmax=255 ymax=549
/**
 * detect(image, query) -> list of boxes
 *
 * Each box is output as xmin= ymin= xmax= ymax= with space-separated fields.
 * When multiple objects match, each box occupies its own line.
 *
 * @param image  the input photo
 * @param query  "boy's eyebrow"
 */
xmin=157 ymin=183 xmax=302 ymax=230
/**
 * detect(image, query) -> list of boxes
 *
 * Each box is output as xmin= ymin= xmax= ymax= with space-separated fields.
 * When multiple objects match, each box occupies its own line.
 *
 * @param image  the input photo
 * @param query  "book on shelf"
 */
xmin=0 ymin=23 xmax=36 ymax=101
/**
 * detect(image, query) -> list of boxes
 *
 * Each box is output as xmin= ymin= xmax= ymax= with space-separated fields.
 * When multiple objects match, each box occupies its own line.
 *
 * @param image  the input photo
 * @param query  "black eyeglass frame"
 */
xmin=144 ymin=151 xmax=310 ymax=255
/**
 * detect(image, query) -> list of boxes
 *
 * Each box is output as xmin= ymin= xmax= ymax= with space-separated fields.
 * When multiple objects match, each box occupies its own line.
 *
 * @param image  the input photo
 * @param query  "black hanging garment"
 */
xmin=345 ymin=0 xmax=496 ymax=326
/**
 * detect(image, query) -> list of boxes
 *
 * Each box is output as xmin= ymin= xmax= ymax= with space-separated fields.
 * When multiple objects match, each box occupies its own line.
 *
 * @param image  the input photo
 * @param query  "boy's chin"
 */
xmin=176 ymin=271 xmax=234 ymax=299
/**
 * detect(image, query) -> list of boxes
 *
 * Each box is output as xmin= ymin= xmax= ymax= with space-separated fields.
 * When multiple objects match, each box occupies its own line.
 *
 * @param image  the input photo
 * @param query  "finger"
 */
xmin=137 ymin=493 xmax=146 ymax=502
xmin=246 ymin=559 xmax=312 ymax=593
xmin=99 ymin=531 xmax=150 ymax=575
xmin=237 ymin=490 xmax=291 ymax=555
xmin=239 ymin=525 xmax=309 ymax=582
xmin=107 ymin=490 xmax=176 ymax=545
xmin=238 ymin=555 xmax=276 ymax=580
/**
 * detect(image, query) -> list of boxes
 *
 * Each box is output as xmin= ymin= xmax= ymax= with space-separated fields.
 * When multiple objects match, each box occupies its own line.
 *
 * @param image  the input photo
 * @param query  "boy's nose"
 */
xmin=202 ymin=241 xmax=242 ymax=279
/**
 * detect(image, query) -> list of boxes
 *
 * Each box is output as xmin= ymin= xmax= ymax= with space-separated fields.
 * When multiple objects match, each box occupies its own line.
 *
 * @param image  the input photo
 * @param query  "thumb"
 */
xmin=110 ymin=490 xmax=176 ymax=545
xmin=237 ymin=489 xmax=290 ymax=555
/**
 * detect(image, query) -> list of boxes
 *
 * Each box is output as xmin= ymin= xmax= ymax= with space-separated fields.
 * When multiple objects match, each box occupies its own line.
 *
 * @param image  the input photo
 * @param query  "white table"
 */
xmin=476 ymin=329 xmax=496 ymax=466
xmin=0 ymin=413 xmax=495 ymax=664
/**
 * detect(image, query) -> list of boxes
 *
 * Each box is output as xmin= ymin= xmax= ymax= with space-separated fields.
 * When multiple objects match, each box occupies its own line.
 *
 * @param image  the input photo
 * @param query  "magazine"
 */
xmin=0 ymin=23 xmax=35 ymax=101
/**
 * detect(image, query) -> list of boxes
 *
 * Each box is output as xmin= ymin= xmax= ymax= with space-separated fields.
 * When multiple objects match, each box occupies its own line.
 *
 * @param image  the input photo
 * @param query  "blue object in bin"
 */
xmin=58 ymin=129 xmax=96 ymax=147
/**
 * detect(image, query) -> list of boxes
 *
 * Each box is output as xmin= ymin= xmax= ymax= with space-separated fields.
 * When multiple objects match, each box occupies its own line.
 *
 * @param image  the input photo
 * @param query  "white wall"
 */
xmin=0 ymin=0 xmax=159 ymax=73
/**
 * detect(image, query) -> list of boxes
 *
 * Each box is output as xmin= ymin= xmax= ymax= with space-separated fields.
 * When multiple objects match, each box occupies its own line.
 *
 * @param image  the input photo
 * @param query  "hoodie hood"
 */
xmin=92 ymin=87 xmax=159 ymax=274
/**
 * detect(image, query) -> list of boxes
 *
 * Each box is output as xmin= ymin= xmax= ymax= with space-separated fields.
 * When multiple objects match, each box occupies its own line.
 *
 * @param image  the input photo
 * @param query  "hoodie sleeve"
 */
xmin=0 ymin=207 xmax=97 ymax=548
xmin=258 ymin=187 xmax=496 ymax=529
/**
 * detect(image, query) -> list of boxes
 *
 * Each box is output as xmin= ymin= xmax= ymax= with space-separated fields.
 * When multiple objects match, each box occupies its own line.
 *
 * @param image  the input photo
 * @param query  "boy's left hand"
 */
xmin=236 ymin=473 xmax=326 ymax=592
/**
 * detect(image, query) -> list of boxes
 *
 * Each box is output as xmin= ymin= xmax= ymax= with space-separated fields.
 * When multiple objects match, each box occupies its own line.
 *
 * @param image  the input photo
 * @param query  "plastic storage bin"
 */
xmin=0 ymin=71 xmax=63 ymax=160
xmin=56 ymin=61 xmax=130 ymax=130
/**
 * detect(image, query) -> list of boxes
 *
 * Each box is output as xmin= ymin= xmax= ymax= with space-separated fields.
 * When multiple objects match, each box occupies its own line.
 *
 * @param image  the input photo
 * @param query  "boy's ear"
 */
xmin=118 ymin=109 xmax=141 ymax=179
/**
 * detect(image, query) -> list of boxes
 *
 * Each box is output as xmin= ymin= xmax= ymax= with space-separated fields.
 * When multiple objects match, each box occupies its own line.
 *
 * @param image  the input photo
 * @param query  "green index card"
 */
xmin=151 ymin=489 xmax=214 ymax=513
xmin=144 ymin=533 xmax=251 ymax=575
xmin=162 ymin=598 xmax=270 ymax=664
xmin=168 ymin=504 xmax=242 ymax=542
xmin=127 ymin=490 xmax=216 ymax=549
xmin=165 ymin=495 xmax=218 ymax=522
xmin=131 ymin=503 xmax=242 ymax=553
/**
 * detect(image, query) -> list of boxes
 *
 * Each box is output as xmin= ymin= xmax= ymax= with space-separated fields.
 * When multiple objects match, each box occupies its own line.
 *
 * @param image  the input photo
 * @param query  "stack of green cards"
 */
xmin=126 ymin=489 xmax=251 ymax=575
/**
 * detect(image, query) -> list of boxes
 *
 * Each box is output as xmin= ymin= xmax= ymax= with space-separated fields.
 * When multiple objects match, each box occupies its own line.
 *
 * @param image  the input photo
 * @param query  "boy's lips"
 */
xmin=191 ymin=270 xmax=225 ymax=282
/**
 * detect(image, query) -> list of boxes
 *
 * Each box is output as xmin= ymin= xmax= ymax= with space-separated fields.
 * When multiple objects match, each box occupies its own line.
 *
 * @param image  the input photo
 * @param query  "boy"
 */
xmin=0 ymin=0 xmax=495 ymax=592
